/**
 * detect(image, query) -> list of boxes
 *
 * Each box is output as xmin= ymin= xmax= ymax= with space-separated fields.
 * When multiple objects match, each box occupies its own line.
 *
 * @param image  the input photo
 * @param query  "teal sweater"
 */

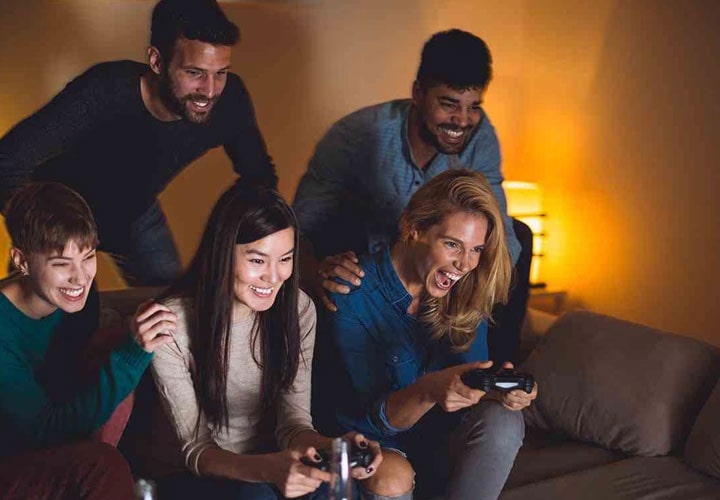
xmin=0 ymin=292 xmax=151 ymax=455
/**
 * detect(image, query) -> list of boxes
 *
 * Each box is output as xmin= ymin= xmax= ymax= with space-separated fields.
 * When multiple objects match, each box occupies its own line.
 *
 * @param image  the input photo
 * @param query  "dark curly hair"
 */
xmin=150 ymin=0 xmax=240 ymax=61
xmin=416 ymin=29 xmax=492 ymax=91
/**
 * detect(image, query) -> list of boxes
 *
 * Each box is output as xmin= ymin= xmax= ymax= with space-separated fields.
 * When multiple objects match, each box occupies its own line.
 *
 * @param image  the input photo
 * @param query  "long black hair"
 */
xmin=161 ymin=179 xmax=301 ymax=432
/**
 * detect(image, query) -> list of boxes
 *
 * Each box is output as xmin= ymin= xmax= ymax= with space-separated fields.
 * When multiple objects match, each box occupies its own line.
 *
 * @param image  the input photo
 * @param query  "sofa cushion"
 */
xmin=500 ymin=456 xmax=720 ymax=500
xmin=685 ymin=378 xmax=720 ymax=479
xmin=506 ymin=438 xmax=626 ymax=489
xmin=521 ymin=311 xmax=720 ymax=456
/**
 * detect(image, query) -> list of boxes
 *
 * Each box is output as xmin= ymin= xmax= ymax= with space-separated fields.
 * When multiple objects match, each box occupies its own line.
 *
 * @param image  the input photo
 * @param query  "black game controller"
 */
xmin=300 ymin=445 xmax=374 ymax=472
xmin=461 ymin=368 xmax=535 ymax=393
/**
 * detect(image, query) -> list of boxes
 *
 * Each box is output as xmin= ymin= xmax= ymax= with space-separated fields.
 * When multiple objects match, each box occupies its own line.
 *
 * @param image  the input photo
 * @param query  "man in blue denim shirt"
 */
xmin=313 ymin=171 xmax=537 ymax=500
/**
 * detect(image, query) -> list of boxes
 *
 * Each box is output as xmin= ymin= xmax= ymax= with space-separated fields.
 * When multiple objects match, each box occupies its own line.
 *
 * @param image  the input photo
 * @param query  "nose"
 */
xmin=263 ymin=263 xmax=280 ymax=284
xmin=454 ymin=251 xmax=471 ymax=273
xmin=452 ymin=107 xmax=471 ymax=129
xmin=198 ymin=74 xmax=216 ymax=98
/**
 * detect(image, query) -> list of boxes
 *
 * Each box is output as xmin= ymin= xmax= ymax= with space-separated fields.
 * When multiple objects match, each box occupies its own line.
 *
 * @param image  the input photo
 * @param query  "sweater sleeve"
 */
xmin=0 ymin=65 xmax=110 ymax=207
xmin=221 ymin=74 xmax=278 ymax=188
xmin=275 ymin=292 xmax=318 ymax=449
xmin=150 ymin=300 xmax=220 ymax=475
xmin=0 ymin=334 xmax=151 ymax=447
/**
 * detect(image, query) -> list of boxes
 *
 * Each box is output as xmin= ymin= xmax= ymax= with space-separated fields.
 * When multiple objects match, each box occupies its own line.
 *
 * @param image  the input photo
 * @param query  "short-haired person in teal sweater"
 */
xmin=0 ymin=182 xmax=172 ymax=499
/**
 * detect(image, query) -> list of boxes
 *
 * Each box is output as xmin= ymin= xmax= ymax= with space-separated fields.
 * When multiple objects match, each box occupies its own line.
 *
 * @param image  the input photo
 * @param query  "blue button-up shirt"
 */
xmin=293 ymin=99 xmax=520 ymax=263
xmin=315 ymin=247 xmax=489 ymax=449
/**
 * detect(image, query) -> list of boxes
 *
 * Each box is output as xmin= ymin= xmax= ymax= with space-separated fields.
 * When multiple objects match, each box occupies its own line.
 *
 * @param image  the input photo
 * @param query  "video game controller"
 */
xmin=461 ymin=367 xmax=535 ymax=393
xmin=300 ymin=445 xmax=374 ymax=472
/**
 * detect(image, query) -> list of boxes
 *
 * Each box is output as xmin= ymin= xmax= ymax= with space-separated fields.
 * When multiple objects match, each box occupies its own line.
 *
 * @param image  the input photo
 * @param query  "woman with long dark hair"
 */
xmin=136 ymin=180 xmax=384 ymax=499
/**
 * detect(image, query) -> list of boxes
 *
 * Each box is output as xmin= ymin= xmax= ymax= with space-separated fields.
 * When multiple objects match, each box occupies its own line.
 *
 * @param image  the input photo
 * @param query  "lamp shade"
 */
xmin=503 ymin=181 xmax=545 ymax=287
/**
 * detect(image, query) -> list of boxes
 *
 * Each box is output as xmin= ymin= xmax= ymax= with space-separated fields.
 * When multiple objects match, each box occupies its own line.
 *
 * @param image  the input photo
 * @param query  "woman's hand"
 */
xmin=496 ymin=362 xmax=539 ymax=411
xmin=130 ymin=300 xmax=176 ymax=353
xmin=422 ymin=361 xmax=493 ymax=412
xmin=264 ymin=448 xmax=331 ymax=498
xmin=341 ymin=431 xmax=383 ymax=480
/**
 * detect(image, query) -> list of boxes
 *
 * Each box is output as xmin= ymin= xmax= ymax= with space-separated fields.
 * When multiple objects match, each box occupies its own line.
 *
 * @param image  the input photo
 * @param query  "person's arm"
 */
xmin=0 ymin=66 xmax=109 ymax=207
xmin=221 ymin=75 xmax=278 ymax=187
xmin=0 ymin=334 xmax=151 ymax=447
xmin=466 ymin=118 xmax=520 ymax=264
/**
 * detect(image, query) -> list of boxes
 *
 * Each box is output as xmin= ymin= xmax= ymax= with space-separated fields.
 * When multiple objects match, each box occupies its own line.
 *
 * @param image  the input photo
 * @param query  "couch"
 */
xmin=99 ymin=290 xmax=720 ymax=499
xmin=501 ymin=310 xmax=720 ymax=499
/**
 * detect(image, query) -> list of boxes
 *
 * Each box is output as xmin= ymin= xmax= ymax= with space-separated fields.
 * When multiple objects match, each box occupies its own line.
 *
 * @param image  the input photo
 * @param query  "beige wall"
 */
xmin=1 ymin=0 xmax=718 ymax=345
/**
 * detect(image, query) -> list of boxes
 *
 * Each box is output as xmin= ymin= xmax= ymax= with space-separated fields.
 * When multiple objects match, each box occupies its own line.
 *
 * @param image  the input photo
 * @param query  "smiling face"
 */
xmin=157 ymin=37 xmax=232 ymax=124
xmin=412 ymin=83 xmax=484 ymax=154
xmin=16 ymin=240 xmax=97 ymax=316
xmin=232 ymin=227 xmax=295 ymax=315
xmin=410 ymin=210 xmax=488 ymax=298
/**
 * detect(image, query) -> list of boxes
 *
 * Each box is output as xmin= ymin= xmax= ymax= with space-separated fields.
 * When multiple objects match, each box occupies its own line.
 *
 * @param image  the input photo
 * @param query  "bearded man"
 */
xmin=0 ymin=0 xmax=276 ymax=286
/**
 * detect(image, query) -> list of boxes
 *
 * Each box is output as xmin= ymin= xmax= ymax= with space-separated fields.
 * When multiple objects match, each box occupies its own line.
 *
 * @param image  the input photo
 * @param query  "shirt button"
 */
xmin=392 ymin=355 xmax=399 ymax=362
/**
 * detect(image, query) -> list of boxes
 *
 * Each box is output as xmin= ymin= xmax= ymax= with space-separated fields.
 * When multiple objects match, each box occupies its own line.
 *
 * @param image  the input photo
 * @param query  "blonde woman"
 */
xmin=313 ymin=169 xmax=538 ymax=500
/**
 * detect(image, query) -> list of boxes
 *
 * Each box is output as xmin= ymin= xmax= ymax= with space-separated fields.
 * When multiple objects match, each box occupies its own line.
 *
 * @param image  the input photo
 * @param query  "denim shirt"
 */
xmin=315 ymin=247 xmax=488 ymax=449
xmin=293 ymin=99 xmax=519 ymax=263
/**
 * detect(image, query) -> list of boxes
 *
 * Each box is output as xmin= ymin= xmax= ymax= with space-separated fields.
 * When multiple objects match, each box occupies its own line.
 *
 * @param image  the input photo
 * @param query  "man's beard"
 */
xmin=159 ymin=78 xmax=218 ymax=125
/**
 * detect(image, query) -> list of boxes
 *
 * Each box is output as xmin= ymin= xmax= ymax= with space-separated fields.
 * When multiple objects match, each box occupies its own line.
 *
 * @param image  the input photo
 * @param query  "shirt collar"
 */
xmin=376 ymin=246 xmax=413 ymax=310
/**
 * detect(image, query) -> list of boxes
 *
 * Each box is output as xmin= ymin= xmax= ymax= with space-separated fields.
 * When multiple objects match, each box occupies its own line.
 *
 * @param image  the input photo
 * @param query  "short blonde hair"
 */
xmin=399 ymin=169 xmax=512 ymax=350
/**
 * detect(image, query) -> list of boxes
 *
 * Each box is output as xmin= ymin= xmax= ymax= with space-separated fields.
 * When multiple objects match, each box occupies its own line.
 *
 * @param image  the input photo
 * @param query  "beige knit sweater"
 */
xmin=146 ymin=291 xmax=317 ymax=476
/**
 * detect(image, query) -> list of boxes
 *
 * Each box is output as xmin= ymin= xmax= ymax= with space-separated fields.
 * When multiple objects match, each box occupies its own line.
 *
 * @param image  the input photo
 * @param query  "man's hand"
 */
xmin=130 ymin=300 xmax=176 ymax=353
xmin=421 ymin=361 xmax=493 ymax=412
xmin=495 ymin=362 xmax=538 ymax=411
xmin=316 ymin=251 xmax=365 ymax=312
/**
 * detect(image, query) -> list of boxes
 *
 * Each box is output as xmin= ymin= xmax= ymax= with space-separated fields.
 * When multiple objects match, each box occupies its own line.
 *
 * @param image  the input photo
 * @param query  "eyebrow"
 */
xmin=438 ymin=96 xmax=483 ymax=106
xmin=182 ymin=65 xmax=231 ymax=72
xmin=245 ymin=248 xmax=294 ymax=258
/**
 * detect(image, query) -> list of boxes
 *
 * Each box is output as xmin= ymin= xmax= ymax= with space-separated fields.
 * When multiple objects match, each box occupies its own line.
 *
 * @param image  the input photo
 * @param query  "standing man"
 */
xmin=0 ymin=0 xmax=277 ymax=286
xmin=293 ymin=29 xmax=530 ymax=362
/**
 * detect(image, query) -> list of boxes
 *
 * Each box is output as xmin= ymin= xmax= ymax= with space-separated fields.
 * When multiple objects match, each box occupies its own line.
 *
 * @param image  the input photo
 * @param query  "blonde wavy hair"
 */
xmin=398 ymin=169 xmax=512 ymax=351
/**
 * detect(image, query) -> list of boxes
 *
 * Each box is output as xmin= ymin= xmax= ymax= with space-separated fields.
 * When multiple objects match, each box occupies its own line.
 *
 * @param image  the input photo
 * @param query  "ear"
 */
xmin=148 ymin=46 xmax=163 ymax=75
xmin=10 ymin=247 xmax=29 ymax=276
xmin=411 ymin=80 xmax=423 ymax=106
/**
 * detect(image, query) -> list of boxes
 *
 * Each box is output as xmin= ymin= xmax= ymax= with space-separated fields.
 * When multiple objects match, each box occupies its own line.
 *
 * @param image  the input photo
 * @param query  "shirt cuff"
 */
xmin=373 ymin=398 xmax=412 ymax=436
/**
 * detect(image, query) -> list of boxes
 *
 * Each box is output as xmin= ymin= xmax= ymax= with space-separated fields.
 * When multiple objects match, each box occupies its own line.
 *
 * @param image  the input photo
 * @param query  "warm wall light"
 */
xmin=503 ymin=181 xmax=546 ymax=288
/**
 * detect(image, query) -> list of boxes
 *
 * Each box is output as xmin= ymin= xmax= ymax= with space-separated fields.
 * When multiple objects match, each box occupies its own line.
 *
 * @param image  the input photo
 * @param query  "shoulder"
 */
xmin=297 ymin=289 xmax=317 ymax=325
xmin=72 ymin=60 xmax=146 ymax=89
xmin=160 ymin=296 xmax=192 ymax=345
xmin=325 ymin=252 xmax=382 ymax=314
xmin=331 ymin=99 xmax=408 ymax=134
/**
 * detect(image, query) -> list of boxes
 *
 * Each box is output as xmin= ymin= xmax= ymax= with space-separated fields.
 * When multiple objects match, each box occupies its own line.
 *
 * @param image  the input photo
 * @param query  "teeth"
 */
xmin=441 ymin=271 xmax=462 ymax=281
xmin=193 ymin=101 xmax=209 ymax=107
xmin=60 ymin=287 xmax=84 ymax=298
xmin=441 ymin=127 xmax=463 ymax=138
xmin=249 ymin=285 xmax=273 ymax=296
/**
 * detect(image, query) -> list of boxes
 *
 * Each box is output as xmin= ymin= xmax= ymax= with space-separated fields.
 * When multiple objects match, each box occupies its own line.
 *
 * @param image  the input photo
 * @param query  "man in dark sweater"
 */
xmin=0 ymin=0 xmax=277 ymax=286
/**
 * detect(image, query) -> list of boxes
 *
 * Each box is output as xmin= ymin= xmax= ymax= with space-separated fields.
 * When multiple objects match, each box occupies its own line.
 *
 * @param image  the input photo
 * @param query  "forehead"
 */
xmin=429 ymin=211 xmax=488 ymax=245
xmin=235 ymin=227 xmax=295 ymax=255
xmin=170 ymin=37 xmax=232 ymax=69
xmin=36 ymin=239 xmax=94 ymax=259
xmin=426 ymin=83 xmax=484 ymax=104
